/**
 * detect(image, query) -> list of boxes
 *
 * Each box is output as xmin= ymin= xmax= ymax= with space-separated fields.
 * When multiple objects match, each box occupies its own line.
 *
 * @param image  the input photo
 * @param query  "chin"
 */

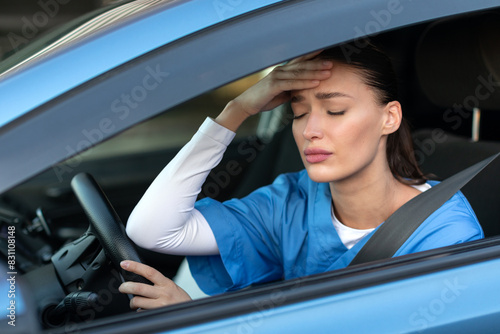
xmin=305 ymin=165 xmax=344 ymax=183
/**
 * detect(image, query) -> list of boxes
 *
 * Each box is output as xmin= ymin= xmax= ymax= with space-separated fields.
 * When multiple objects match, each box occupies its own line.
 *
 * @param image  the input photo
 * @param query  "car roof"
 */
xmin=0 ymin=0 xmax=498 ymax=193
xmin=0 ymin=0 xmax=284 ymax=128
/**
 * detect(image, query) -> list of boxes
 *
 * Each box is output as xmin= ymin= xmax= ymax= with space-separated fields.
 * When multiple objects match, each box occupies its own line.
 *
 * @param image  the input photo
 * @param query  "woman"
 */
xmin=119 ymin=43 xmax=483 ymax=310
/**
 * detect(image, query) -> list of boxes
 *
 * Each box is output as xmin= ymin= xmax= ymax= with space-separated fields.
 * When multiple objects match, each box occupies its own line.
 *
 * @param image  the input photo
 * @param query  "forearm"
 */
xmin=126 ymin=118 xmax=235 ymax=255
xmin=214 ymin=99 xmax=252 ymax=132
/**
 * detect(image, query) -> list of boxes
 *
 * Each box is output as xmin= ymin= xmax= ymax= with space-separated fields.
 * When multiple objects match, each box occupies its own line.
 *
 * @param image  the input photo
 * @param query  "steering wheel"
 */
xmin=70 ymin=173 xmax=150 ymax=285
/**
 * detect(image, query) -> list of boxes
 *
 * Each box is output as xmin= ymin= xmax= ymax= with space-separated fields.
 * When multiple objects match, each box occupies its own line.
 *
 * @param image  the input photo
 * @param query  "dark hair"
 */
xmin=317 ymin=41 xmax=426 ymax=185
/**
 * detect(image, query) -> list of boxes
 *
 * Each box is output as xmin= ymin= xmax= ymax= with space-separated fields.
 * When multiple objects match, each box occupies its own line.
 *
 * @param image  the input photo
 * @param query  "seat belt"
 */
xmin=349 ymin=152 xmax=499 ymax=266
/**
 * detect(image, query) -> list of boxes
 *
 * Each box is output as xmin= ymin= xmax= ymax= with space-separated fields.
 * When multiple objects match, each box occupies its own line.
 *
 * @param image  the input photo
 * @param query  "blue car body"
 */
xmin=169 ymin=259 xmax=500 ymax=333
xmin=1 ymin=0 xmax=499 ymax=333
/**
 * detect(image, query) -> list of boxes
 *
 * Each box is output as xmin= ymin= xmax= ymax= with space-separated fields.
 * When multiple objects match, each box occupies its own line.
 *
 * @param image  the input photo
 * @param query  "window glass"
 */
xmin=67 ymin=72 xmax=263 ymax=162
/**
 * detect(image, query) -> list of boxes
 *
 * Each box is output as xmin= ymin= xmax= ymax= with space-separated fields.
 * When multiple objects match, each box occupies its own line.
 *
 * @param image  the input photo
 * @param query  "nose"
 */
xmin=302 ymin=111 xmax=324 ymax=140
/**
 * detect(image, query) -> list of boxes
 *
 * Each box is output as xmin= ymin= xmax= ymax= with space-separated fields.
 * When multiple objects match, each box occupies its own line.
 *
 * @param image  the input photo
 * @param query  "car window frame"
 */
xmin=53 ymin=236 xmax=500 ymax=334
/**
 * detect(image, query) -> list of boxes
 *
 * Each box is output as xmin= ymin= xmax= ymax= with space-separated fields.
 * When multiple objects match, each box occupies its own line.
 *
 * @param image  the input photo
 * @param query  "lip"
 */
xmin=304 ymin=148 xmax=332 ymax=163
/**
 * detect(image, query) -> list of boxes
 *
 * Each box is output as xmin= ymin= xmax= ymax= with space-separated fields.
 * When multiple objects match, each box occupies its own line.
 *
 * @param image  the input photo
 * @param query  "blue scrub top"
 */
xmin=188 ymin=170 xmax=483 ymax=295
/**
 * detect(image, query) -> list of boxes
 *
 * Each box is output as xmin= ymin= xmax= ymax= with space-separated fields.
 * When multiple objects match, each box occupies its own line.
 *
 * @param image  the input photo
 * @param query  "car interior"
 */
xmin=0 ymin=7 xmax=499 ymax=330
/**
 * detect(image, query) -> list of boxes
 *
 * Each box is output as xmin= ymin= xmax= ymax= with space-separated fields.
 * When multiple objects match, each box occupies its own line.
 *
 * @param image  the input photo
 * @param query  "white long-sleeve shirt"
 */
xmin=126 ymin=118 xmax=233 ymax=255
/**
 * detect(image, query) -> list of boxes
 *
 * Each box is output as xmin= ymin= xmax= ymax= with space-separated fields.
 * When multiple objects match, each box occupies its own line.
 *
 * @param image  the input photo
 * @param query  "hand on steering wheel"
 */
xmin=71 ymin=173 xmax=191 ymax=310
xmin=119 ymin=260 xmax=191 ymax=310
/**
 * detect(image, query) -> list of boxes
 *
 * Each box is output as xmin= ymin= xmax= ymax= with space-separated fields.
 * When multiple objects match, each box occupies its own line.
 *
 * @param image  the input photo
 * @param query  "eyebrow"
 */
xmin=291 ymin=91 xmax=353 ymax=103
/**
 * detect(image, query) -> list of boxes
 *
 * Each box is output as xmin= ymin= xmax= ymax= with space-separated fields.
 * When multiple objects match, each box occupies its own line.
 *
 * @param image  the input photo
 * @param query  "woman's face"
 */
xmin=291 ymin=62 xmax=394 ymax=184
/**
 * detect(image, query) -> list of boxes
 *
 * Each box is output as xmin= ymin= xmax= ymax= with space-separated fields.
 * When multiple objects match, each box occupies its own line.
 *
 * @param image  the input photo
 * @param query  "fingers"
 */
xmin=119 ymin=260 xmax=192 ymax=311
xmin=120 ymin=284 xmax=164 ymax=310
xmin=129 ymin=295 xmax=163 ymax=310
xmin=287 ymin=49 xmax=324 ymax=64
xmin=274 ymin=58 xmax=333 ymax=80
xmin=120 ymin=260 xmax=170 ymax=286
xmin=127 ymin=287 xmax=190 ymax=310
xmin=119 ymin=280 xmax=160 ymax=297
xmin=267 ymin=59 xmax=333 ymax=92
xmin=217 ymin=52 xmax=333 ymax=122
xmin=119 ymin=280 xmax=192 ymax=310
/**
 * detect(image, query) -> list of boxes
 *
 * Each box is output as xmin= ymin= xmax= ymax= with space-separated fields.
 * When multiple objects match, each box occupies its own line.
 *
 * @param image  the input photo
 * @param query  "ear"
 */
xmin=382 ymin=101 xmax=402 ymax=135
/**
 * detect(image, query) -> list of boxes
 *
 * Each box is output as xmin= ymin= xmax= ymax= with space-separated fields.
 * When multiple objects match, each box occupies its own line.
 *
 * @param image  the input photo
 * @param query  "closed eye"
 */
xmin=292 ymin=113 xmax=306 ymax=120
xmin=327 ymin=111 xmax=345 ymax=116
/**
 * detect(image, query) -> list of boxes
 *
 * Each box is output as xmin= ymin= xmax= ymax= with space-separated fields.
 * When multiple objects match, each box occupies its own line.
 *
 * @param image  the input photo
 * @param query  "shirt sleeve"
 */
xmin=394 ymin=186 xmax=484 ymax=256
xmin=187 ymin=174 xmax=301 ymax=295
xmin=126 ymin=118 xmax=235 ymax=255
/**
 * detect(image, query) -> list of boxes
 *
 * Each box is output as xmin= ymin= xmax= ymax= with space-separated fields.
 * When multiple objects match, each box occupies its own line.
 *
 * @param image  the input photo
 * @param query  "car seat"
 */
xmin=414 ymin=12 xmax=500 ymax=237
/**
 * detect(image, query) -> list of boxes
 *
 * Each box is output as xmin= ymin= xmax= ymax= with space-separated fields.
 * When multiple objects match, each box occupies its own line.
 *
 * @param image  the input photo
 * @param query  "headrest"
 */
xmin=416 ymin=12 xmax=500 ymax=110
